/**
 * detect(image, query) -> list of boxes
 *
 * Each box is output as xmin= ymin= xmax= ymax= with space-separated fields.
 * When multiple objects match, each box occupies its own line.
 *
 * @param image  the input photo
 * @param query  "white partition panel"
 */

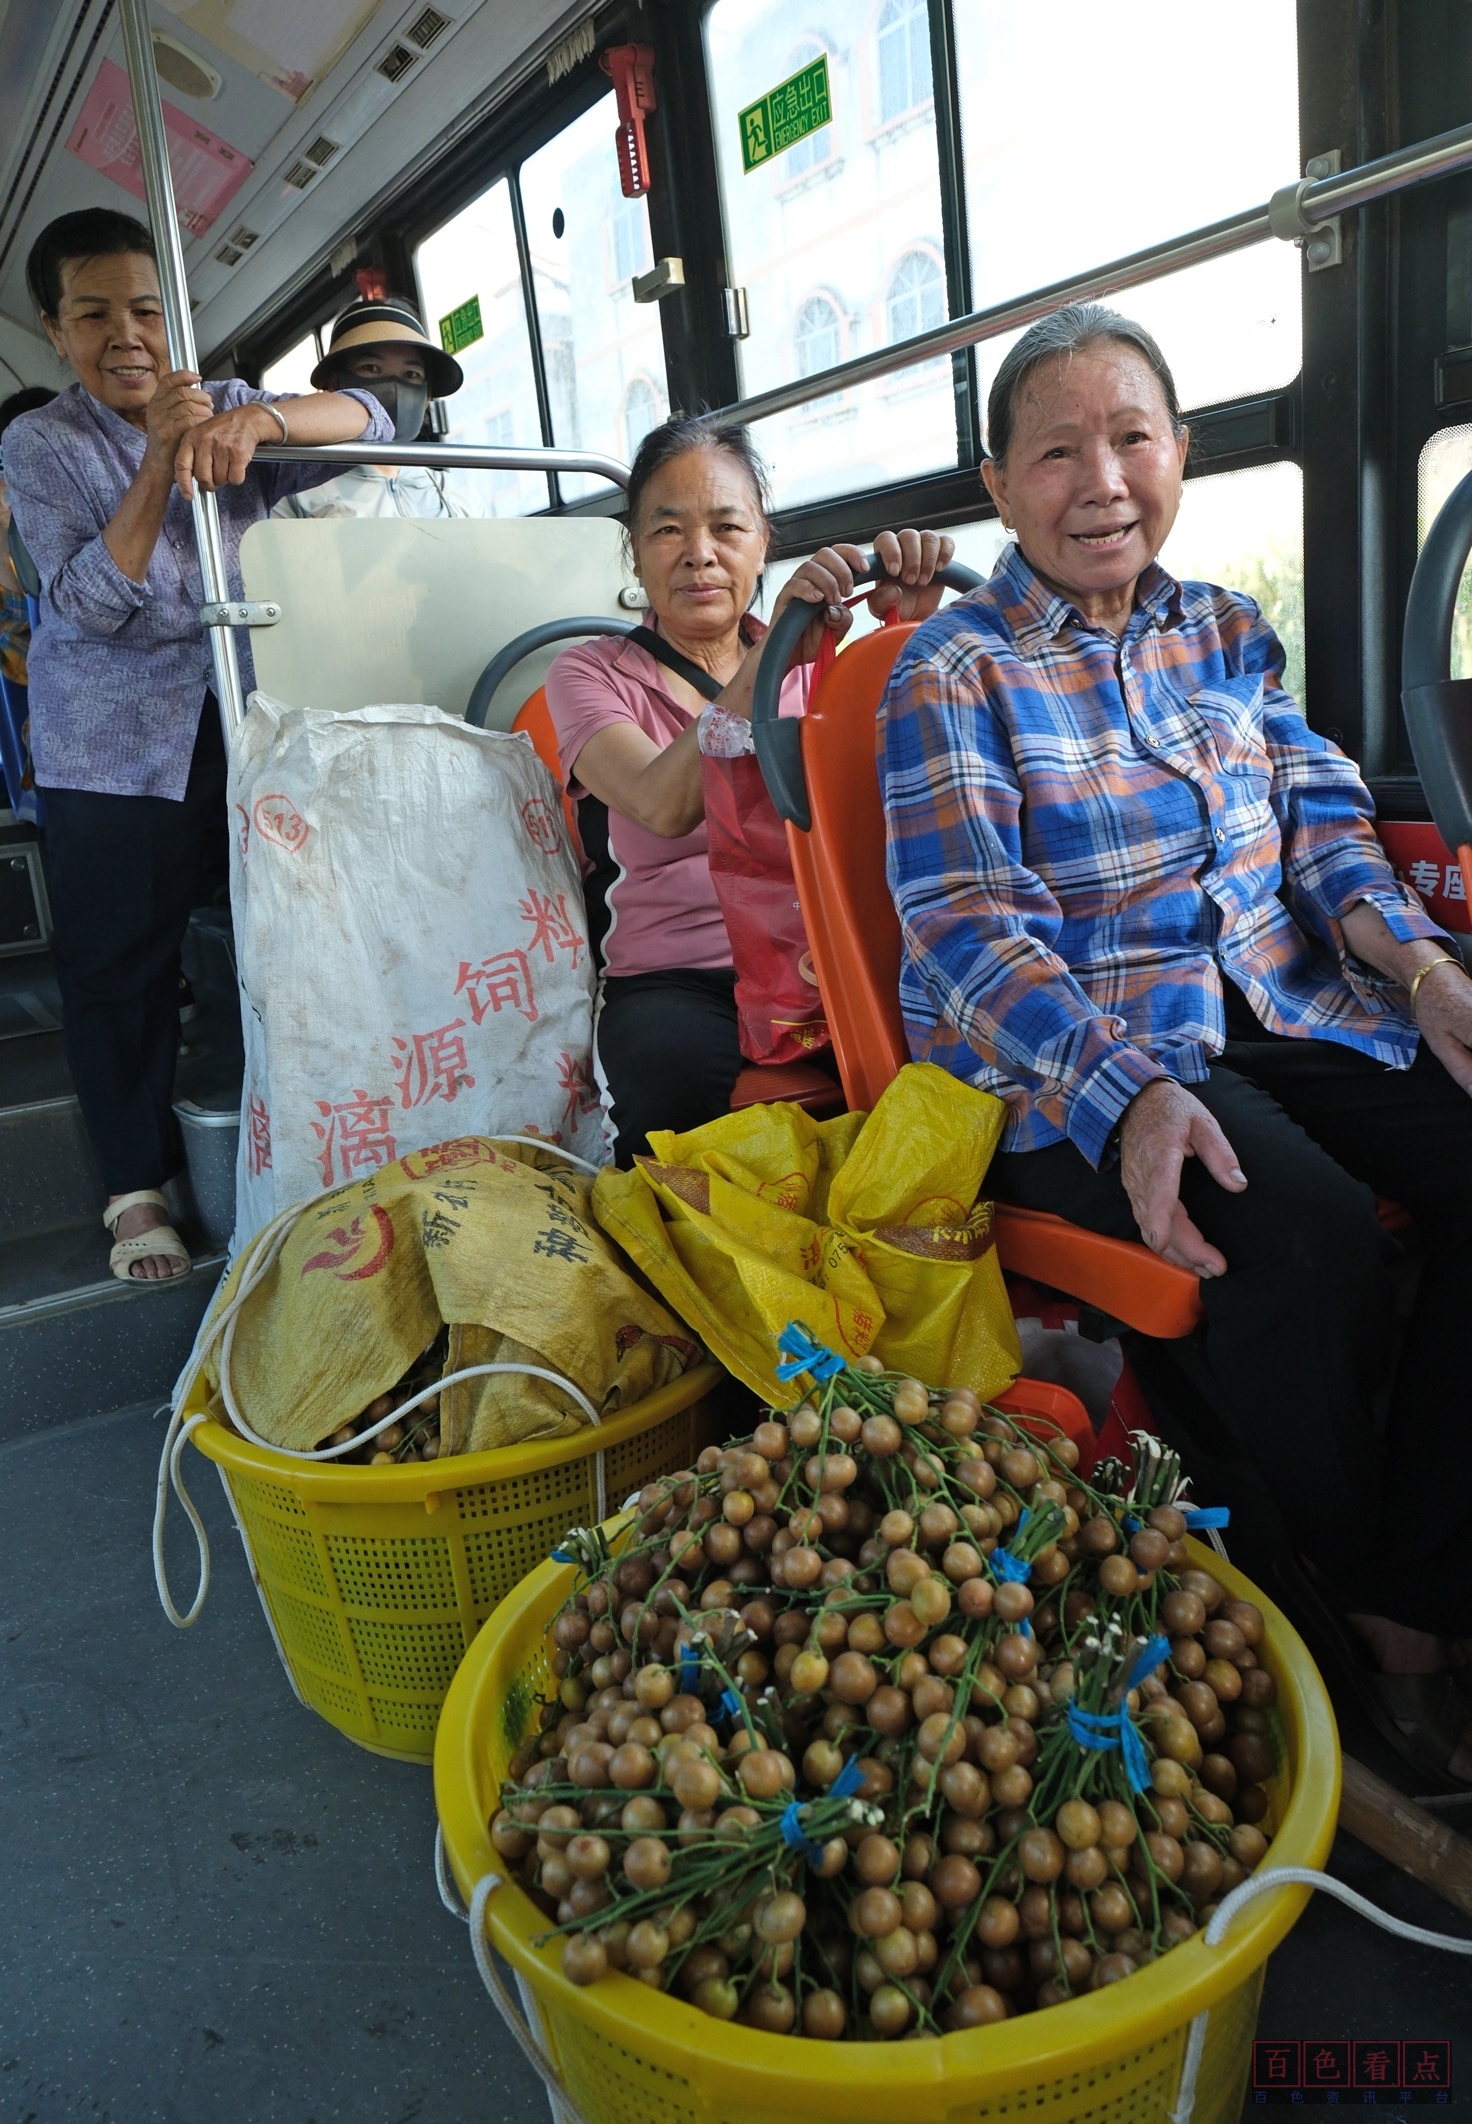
xmin=239 ymin=517 xmax=631 ymax=727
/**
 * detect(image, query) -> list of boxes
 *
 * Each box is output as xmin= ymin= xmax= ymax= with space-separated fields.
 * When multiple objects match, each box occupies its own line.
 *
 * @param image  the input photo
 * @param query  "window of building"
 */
xmin=794 ymin=294 xmax=842 ymax=378
xmin=952 ymin=2 xmax=1299 ymax=417
xmin=261 ymin=331 xmax=320 ymax=397
xmin=885 ymin=248 xmax=944 ymax=344
xmin=877 ymin=0 xmax=930 ymax=125
xmin=609 ymin=192 xmax=649 ymax=288
xmin=1419 ymin=425 xmax=1472 ymax=679
xmin=414 ymin=176 xmax=547 ymax=516
xmin=706 ymin=0 xmax=954 ymax=507
xmin=782 ymin=39 xmax=832 ymax=178
xmin=624 ymin=374 xmax=661 ymax=459
xmin=519 ymin=95 xmax=669 ymax=499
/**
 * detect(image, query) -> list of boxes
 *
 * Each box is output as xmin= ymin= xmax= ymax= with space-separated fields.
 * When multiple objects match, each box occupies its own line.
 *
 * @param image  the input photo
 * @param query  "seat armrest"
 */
xmin=994 ymin=1204 xmax=1202 ymax=1339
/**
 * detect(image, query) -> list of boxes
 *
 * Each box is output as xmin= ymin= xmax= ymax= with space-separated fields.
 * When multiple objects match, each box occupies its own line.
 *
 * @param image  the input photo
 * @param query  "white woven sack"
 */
xmin=229 ymin=694 xmax=604 ymax=1247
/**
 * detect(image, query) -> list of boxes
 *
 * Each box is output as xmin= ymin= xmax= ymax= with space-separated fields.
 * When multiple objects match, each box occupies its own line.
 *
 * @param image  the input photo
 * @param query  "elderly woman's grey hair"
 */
xmin=985 ymin=303 xmax=1185 ymax=466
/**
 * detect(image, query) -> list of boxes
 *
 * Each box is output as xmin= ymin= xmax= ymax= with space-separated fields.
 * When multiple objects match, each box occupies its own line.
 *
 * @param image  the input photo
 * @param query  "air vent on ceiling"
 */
xmin=406 ymin=6 xmax=451 ymax=48
xmin=282 ymin=159 xmax=320 ymax=190
xmin=215 ymin=243 xmax=243 ymax=267
xmin=304 ymin=133 xmax=342 ymax=167
xmin=376 ymin=42 xmax=419 ymax=82
xmin=229 ymin=224 xmax=260 ymax=250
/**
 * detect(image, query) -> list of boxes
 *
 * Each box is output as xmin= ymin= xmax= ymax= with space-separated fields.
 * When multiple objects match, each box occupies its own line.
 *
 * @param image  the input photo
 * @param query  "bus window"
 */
xmin=1160 ymin=461 xmax=1305 ymax=705
xmin=519 ymin=95 xmax=670 ymax=501
xmin=705 ymin=1 xmax=955 ymax=508
xmin=952 ymin=0 xmax=1301 ymax=415
xmin=261 ymin=331 xmax=321 ymax=397
xmin=415 ymin=177 xmax=548 ymax=517
xmin=1419 ymin=426 xmax=1472 ymax=679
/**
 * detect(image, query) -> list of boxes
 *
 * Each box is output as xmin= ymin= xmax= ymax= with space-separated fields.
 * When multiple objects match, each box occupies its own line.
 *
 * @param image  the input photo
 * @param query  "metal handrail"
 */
xmin=118 ymin=0 xmax=248 ymax=737
xmin=716 ymin=118 xmax=1472 ymax=433
xmin=251 ymin=441 xmax=631 ymax=490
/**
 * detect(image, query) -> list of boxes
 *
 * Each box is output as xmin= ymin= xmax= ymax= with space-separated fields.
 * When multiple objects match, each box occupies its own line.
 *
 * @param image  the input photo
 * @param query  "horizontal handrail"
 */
xmin=718 ymin=119 xmax=1472 ymax=432
xmin=252 ymin=440 xmax=631 ymax=490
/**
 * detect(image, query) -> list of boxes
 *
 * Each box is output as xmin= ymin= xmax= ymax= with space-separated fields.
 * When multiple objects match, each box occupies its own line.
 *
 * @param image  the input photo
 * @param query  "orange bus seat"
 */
xmin=511 ymin=687 xmax=583 ymax=856
xmin=787 ymin=625 xmax=1203 ymax=1342
xmin=511 ymin=693 xmax=842 ymax=1121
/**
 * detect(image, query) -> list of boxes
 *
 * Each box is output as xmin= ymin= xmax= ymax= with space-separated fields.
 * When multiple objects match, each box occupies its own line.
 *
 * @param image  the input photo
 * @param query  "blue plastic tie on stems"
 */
xmin=775 ymin=1321 xmax=846 ymax=1386
xmin=991 ymin=1507 xmax=1033 ymax=1635
xmin=678 ymin=1647 xmax=700 ymax=1693
xmin=1122 ymin=1515 xmax=1142 ymax=1534
xmin=551 ymin=1547 xmax=574 ymax=1564
xmin=779 ymin=1801 xmax=828 ymax=1866
xmin=718 ymin=1688 xmax=743 ymax=1724
xmin=1184 ymin=1507 xmax=1231 ymax=1531
xmin=1065 ymin=1634 xmax=1172 ymax=1793
xmin=829 ymin=1753 xmax=864 ymax=1800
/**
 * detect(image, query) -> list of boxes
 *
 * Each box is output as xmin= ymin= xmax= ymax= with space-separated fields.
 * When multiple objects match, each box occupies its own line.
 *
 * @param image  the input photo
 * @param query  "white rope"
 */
xmin=435 ymin=1823 xmax=468 ymax=1920
xmin=468 ymin=1874 xmax=592 ymax=2124
xmin=152 ymin=1408 xmax=211 ymax=1628
xmin=1168 ymin=1864 xmax=1472 ymax=2124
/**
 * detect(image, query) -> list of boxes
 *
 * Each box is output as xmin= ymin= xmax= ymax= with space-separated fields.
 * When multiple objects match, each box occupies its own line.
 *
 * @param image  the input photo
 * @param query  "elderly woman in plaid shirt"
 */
xmin=880 ymin=301 xmax=1472 ymax=1787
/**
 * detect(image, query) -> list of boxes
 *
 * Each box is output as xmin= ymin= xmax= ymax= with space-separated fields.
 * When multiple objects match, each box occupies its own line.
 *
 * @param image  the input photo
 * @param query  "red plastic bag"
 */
xmin=701 ymin=748 xmax=830 ymax=1064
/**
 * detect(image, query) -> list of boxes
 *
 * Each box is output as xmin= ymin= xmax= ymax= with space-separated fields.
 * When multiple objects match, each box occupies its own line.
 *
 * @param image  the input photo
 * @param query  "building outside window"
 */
xmin=624 ymin=374 xmax=661 ymax=459
xmin=794 ymin=294 xmax=842 ymax=377
xmin=877 ymin=0 xmax=930 ymax=126
xmin=885 ymin=248 xmax=944 ymax=343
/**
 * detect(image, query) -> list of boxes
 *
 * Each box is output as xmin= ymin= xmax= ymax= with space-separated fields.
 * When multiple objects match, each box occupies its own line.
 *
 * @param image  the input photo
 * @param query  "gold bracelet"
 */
xmin=1408 ymin=954 xmax=1464 ymax=1010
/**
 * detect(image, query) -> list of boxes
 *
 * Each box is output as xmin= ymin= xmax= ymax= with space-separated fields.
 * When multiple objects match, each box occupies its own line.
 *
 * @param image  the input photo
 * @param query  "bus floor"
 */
xmin=1 ymin=1406 xmax=1469 ymax=2124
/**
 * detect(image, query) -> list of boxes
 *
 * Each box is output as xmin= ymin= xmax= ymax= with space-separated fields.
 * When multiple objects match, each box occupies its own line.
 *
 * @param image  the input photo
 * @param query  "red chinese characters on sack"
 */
xmin=301 ymin=1205 xmax=395 ymax=1281
xmin=454 ymin=949 xmax=538 ymax=1025
xmin=252 ymin=793 xmax=310 ymax=853
xmin=398 ymin=1139 xmax=501 ymax=1180
xmin=392 ymin=1018 xmax=475 ymax=1108
xmin=519 ymin=887 xmax=586 ymax=969
xmin=557 ymin=1049 xmax=600 ymax=1133
xmin=520 ymin=795 xmax=563 ymax=857
xmin=246 ymin=1095 xmax=272 ymax=1177
xmin=312 ymin=1090 xmax=398 ymax=1188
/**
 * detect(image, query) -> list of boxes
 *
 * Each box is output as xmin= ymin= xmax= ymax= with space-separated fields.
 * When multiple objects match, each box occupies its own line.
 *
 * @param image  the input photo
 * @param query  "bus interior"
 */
xmin=1 ymin=0 xmax=1472 ymax=2117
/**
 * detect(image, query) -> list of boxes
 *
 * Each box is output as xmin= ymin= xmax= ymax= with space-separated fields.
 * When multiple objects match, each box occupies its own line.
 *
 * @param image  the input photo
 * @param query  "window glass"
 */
xmin=415 ymin=176 xmax=547 ymax=516
xmin=706 ymin=0 xmax=956 ymax=508
xmin=624 ymin=374 xmax=660 ymax=459
xmin=953 ymin=1 xmax=1301 ymax=416
xmin=519 ymin=95 xmax=670 ymax=501
xmin=1419 ymin=425 xmax=1472 ymax=679
xmin=262 ymin=331 xmax=320 ymax=397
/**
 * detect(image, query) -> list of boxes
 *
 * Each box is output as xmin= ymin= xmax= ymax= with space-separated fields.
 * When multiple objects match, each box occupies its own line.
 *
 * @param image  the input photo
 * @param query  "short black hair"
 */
xmin=0 ymin=387 xmax=56 ymax=438
xmin=624 ymin=411 xmax=772 ymax=548
xmin=26 ymin=209 xmax=157 ymax=319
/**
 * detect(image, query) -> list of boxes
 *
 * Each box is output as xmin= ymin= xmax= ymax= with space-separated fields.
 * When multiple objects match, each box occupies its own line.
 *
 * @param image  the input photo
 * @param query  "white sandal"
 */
xmin=103 ymin=1189 xmax=192 ymax=1284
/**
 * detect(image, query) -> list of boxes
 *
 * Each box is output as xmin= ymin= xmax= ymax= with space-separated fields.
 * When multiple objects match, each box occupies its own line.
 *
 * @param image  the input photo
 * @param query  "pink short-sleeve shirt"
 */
xmin=544 ymin=626 xmax=807 ymax=979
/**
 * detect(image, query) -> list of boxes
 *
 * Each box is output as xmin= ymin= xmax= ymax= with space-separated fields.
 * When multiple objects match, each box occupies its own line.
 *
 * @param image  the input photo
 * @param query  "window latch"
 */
xmin=722 ymin=286 xmax=750 ymax=339
xmin=632 ymin=257 xmax=684 ymax=304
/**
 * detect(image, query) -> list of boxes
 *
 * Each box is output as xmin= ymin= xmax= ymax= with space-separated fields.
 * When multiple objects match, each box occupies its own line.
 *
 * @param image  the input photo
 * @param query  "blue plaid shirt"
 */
xmin=879 ymin=543 xmax=1446 ymax=1166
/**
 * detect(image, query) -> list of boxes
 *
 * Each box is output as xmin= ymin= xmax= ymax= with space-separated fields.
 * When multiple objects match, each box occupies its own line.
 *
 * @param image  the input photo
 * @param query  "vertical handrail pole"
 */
xmin=116 ymin=0 xmax=247 ymax=741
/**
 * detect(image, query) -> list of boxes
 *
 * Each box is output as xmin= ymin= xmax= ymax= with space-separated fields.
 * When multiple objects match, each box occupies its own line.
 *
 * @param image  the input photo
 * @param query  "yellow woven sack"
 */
xmin=204 ymin=1138 xmax=700 ymax=1453
xmin=592 ymin=1063 xmax=1020 ymax=1404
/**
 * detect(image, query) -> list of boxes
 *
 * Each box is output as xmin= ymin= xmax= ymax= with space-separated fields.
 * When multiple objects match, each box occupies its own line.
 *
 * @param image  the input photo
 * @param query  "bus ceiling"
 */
xmin=0 ymin=0 xmax=589 ymax=383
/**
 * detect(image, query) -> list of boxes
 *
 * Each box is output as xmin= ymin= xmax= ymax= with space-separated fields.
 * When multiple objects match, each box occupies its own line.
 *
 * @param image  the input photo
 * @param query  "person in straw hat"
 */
xmin=273 ymin=295 xmax=471 ymax=521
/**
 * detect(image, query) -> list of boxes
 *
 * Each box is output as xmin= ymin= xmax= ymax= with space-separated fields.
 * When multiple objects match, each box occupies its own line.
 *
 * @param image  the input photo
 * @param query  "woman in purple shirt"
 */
xmin=4 ymin=209 xmax=391 ymax=1282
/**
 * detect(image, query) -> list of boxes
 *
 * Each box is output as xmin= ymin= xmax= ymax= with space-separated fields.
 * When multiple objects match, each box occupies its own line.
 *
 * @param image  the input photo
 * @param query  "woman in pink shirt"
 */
xmin=546 ymin=413 xmax=950 ymax=1162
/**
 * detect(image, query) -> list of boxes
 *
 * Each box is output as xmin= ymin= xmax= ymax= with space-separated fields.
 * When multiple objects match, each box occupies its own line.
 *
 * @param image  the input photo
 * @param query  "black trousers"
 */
xmin=991 ymin=1020 xmax=1472 ymax=1635
xmin=40 ymin=699 xmax=228 ymax=1197
xmin=596 ymin=967 xmax=743 ymax=1167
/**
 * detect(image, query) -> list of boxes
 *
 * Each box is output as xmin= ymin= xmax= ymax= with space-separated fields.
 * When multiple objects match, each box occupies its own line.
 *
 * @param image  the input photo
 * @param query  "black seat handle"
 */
xmin=1401 ymin=469 xmax=1472 ymax=852
xmin=466 ymin=615 xmax=638 ymax=728
xmin=750 ymin=552 xmax=983 ymax=830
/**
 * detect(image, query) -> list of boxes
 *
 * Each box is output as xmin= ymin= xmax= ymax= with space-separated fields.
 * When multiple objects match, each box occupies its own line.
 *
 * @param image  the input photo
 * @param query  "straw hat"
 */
xmin=311 ymin=297 xmax=463 ymax=398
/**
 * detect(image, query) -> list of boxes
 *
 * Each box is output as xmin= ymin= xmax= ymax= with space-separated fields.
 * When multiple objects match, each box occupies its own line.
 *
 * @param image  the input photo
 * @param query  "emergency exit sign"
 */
xmin=739 ymin=53 xmax=832 ymax=172
xmin=438 ymin=294 xmax=483 ymax=355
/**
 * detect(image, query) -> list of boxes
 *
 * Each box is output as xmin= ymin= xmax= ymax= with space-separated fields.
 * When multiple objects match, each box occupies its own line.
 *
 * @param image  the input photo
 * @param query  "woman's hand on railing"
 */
xmin=769 ymin=531 xmax=956 ymax=669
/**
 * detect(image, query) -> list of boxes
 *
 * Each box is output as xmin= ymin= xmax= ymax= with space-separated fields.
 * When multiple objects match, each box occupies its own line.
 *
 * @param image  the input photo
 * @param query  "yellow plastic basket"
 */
xmin=435 ymin=1538 xmax=1340 ymax=2124
xmin=184 ymin=1363 xmax=721 ymax=1764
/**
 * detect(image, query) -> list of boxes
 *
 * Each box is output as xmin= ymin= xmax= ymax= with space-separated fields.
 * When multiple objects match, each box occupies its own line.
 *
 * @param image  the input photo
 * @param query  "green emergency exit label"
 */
xmin=438 ymin=294 xmax=483 ymax=355
xmin=739 ymin=52 xmax=832 ymax=172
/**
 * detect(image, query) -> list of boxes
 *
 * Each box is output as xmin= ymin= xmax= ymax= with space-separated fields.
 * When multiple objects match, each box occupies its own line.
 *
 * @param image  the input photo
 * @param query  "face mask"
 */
xmin=345 ymin=372 xmax=429 ymax=443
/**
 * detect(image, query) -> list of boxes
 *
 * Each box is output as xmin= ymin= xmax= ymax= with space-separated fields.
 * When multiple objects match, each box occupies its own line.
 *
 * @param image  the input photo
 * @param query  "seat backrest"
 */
xmin=786 ymin=625 xmax=918 ymax=1111
xmin=511 ymin=687 xmax=581 ymax=851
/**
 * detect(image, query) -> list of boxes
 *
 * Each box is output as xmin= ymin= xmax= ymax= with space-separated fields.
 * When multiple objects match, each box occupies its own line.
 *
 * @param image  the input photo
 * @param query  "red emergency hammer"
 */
xmin=600 ymin=44 xmax=656 ymax=197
